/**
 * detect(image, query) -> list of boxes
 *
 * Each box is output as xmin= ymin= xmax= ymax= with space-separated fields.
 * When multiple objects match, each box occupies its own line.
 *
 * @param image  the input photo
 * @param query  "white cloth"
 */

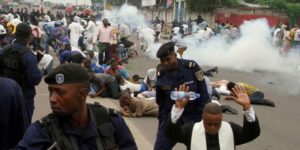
xmin=68 ymin=22 xmax=84 ymax=48
xmin=155 ymin=23 xmax=162 ymax=32
xmin=171 ymin=105 xmax=256 ymax=124
xmin=120 ymin=80 xmax=142 ymax=93
xmin=191 ymin=121 xmax=234 ymax=150
xmin=294 ymin=29 xmax=300 ymax=41
xmin=72 ymin=46 xmax=86 ymax=57
xmin=172 ymin=27 xmax=180 ymax=34
xmin=137 ymin=90 xmax=156 ymax=99
xmin=215 ymin=85 xmax=231 ymax=95
xmin=85 ymin=20 xmax=96 ymax=50
xmin=38 ymin=54 xmax=53 ymax=69
xmin=172 ymin=35 xmax=187 ymax=48
xmin=138 ymin=27 xmax=155 ymax=50
xmin=61 ymin=18 xmax=68 ymax=27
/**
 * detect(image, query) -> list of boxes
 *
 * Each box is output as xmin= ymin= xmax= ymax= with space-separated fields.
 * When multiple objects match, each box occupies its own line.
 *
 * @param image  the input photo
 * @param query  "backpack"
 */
xmin=0 ymin=44 xmax=29 ymax=90
xmin=38 ymin=103 xmax=119 ymax=150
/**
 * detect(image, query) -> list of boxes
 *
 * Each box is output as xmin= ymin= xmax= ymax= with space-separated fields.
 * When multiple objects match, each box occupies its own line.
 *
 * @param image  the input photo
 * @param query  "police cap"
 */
xmin=15 ymin=23 xmax=32 ymax=37
xmin=156 ymin=41 xmax=175 ymax=58
xmin=44 ymin=63 xmax=89 ymax=85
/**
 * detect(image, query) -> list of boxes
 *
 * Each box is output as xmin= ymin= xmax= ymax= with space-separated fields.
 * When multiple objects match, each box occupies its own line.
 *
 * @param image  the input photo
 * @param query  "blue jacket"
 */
xmin=155 ymin=59 xmax=211 ymax=123
xmin=0 ymin=78 xmax=29 ymax=149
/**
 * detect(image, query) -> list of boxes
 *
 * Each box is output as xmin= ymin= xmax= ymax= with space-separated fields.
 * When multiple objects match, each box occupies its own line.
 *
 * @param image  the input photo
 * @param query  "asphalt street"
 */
xmin=33 ymin=39 xmax=300 ymax=150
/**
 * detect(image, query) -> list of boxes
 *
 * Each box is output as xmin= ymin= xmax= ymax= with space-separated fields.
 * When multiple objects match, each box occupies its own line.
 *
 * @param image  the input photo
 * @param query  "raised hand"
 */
xmin=225 ymin=85 xmax=251 ymax=110
xmin=174 ymin=84 xmax=190 ymax=109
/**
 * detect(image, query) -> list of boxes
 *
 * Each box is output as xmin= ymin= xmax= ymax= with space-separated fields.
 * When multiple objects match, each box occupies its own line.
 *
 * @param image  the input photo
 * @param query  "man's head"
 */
xmin=44 ymin=64 xmax=89 ymax=117
xmin=110 ymin=60 xmax=119 ymax=71
xmin=202 ymin=103 xmax=223 ymax=135
xmin=82 ymin=58 xmax=92 ymax=69
xmin=15 ymin=23 xmax=32 ymax=44
xmin=86 ymin=68 xmax=95 ymax=81
xmin=226 ymin=81 xmax=236 ymax=92
xmin=103 ymin=18 xmax=109 ymax=27
xmin=156 ymin=41 xmax=178 ymax=71
xmin=119 ymin=92 xmax=132 ymax=108
xmin=132 ymin=74 xmax=140 ymax=83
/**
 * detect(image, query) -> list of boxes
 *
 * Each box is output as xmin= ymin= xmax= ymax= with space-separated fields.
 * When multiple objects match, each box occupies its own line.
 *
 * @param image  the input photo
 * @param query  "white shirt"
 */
xmin=171 ymin=105 xmax=256 ymax=124
xmin=294 ymin=29 xmax=300 ymax=41
xmin=172 ymin=34 xmax=187 ymax=48
xmin=85 ymin=20 xmax=96 ymax=38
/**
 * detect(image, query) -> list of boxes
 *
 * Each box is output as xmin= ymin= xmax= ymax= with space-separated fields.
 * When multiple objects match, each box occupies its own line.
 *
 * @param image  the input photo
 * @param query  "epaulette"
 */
xmin=183 ymin=60 xmax=197 ymax=69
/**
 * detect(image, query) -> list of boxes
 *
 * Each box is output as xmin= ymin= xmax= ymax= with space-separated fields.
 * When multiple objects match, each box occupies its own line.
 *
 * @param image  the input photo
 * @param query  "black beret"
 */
xmin=44 ymin=63 xmax=89 ymax=85
xmin=156 ymin=41 xmax=175 ymax=58
xmin=15 ymin=23 xmax=32 ymax=36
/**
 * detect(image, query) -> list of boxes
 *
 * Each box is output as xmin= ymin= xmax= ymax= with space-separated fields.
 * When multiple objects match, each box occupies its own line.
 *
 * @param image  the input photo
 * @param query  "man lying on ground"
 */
xmin=119 ymin=92 xmax=158 ymax=117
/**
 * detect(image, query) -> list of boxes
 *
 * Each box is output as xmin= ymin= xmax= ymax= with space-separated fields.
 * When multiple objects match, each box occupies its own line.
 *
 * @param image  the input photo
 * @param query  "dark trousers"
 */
xmin=98 ymin=42 xmax=110 ymax=65
xmin=101 ymin=80 xmax=120 ymax=99
xmin=249 ymin=91 xmax=270 ymax=106
xmin=154 ymin=119 xmax=177 ymax=150
xmin=25 ymin=100 xmax=35 ymax=123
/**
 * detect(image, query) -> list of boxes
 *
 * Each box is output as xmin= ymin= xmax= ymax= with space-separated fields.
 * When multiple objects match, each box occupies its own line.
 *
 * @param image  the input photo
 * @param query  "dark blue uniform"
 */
xmin=0 ymin=40 xmax=42 ymax=122
xmin=154 ymin=59 xmax=211 ymax=150
xmin=16 ymin=109 xmax=137 ymax=150
xmin=0 ymin=78 xmax=30 ymax=149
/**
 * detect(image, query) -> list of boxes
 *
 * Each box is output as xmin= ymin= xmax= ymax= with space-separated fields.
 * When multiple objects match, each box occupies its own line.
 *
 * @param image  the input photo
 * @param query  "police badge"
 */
xmin=195 ymin=70 xmax=204 ymax=81
xmin=55 ymin=73 xmax=64 ymax=84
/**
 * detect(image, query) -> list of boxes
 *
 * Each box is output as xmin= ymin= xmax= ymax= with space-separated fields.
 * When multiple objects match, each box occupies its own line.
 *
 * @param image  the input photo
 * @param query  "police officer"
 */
xmin=0 ymin=77 xmax=29 ymax=149
xmin=16 ymin=63 xmax=137 ymax=150
xmin=154 ymin=41 xmax=211 ymax=150
xmin=0 ymin=23 xmax=42 ymax=122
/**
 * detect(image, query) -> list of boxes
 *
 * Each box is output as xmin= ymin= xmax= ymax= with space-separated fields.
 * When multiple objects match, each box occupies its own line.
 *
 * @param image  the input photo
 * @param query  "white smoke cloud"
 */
xmin=103 ymin=5 xmax=300 ymax=74
xmin=104 ymin=4 xmax=149 ymax=30
xmin=147 ymin=18 xmax=300 ymax=74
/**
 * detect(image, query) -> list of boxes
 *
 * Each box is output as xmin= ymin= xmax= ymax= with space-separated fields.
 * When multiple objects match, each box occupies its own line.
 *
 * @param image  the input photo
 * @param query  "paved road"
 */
xmin=33 ymin=43 xmax=300 ymax=150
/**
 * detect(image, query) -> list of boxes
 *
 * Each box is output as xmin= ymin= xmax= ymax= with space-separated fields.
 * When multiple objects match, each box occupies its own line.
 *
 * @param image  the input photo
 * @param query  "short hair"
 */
xmin=156 ymin=41 xmax=175 ymax=58
xmin=132 ymin=74 xmax=140 ymax=82
xmin=119 ymin=91 xmax=131 ymax=107
xmin=203 ymin=103 xmax=222 ymax=115
xmin=227 ymin=81 xmax=236 ymax=91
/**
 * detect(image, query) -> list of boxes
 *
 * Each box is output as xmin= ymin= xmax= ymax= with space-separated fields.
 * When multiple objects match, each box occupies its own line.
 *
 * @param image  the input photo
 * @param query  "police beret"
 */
xmin=15 ymin=23 xmax=32 ymax=36
xmin=156 ymin=41 xmax=175 ymax=58
xmin=44 ymin=63 xmax=89 ymax=85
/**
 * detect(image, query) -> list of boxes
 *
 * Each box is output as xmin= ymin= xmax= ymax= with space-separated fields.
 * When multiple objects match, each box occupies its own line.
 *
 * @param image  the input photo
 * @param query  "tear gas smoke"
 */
xmin=104 ymin=4 xmax=149 ymax=30
xmin=104 ymin=5 xmax=299 ymax=75
xmin=147 ymin=19 xmax=300 ymax=74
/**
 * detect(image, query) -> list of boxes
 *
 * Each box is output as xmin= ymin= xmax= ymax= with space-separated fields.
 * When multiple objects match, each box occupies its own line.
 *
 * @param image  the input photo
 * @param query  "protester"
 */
xmin=165 ymin=84 xmax=260 ymax=150
xmin=227 ymin=81 xmax=275 ymax=107
xmin=119 ymin=92 xmax=158 ymax=117
xmin=94 ymin=18 xmax=113 ymax=64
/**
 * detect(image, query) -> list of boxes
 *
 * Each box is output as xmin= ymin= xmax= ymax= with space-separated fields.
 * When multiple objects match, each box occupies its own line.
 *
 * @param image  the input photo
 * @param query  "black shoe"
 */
xmin=213 ymin=67 xmax=218 ymax=74
xmin=266 ymin=100 xmax=275 ymax=107
xmin=221 ymin=105 xmax=238 ymax=114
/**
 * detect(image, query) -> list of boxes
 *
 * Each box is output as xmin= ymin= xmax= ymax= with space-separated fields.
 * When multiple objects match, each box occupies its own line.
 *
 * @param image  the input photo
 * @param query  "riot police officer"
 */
xmin=16 ymin=63 xmax=137 ymax=150
xmin=154 ymin=41 xmax=211 ymax=150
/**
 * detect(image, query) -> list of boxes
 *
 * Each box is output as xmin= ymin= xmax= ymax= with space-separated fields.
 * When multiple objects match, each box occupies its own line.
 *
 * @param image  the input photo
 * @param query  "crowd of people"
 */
xmin=0 ymin=6 xmax=276 ymax=150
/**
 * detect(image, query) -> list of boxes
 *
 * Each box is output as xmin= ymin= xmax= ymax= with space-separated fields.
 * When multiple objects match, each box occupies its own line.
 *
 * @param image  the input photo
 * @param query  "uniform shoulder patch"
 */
xmin=195 ymin=70 xmax=204 ymax=81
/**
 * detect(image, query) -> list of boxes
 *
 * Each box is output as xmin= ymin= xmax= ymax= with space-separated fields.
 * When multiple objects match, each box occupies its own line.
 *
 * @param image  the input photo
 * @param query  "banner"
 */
xmin=142 ymin=0 xmax=156 ymax=6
